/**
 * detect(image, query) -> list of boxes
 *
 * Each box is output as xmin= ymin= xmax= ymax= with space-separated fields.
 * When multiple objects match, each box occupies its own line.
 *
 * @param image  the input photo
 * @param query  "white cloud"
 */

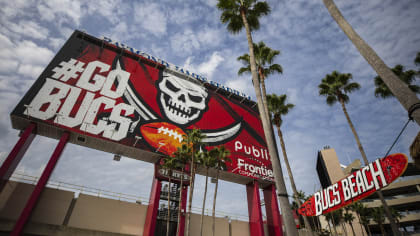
xmin=49 ymin=37 xmax=66 ymax=50
xmin=170 ymin=28 xmax=200 ymax=55
xmin=133 ymin=3 xmax=167 ymax=36
xmin=197 ymin=52 xmax=224 ymax=78
xmin=0 ymin=59 xmax=19 ymax=73
xmin=17 ymin=64 xmax=44 ymax=78
xmin=37 ymin=0 xmax=82 ymax=25
xmin=15 ymin=41 xmax=54 ymax=65
xmin=7 ymin=21 xmax=49 ymax=40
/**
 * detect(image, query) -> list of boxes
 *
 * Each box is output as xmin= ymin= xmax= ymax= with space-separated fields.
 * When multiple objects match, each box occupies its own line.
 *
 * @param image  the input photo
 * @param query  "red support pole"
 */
xmin=0 ymin=123 xmax=36 ymax=193
xmin=177 ymin=184 xmax=188 ymax=236
xmin=246 ymin=182 xmax=265 ymax=236
xmin=10 ymin=132 xmax=69 ymax=236
xmin=143 ymin=176 xmax=162 ymax=236
xmin=263 ymin=184 xmax=283 ymax=236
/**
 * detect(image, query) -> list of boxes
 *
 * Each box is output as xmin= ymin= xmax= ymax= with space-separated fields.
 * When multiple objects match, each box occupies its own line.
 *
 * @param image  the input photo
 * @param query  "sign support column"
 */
xmin=143 ymin=176 xmax=162 ymax=236
xmin=11 ymin=131 xmax=69 ymax=236
xmin=263 ymin=184 xmax=283 ymax=236
xmin=177 ymin=184 xmax=188 ymax=236
xmin=0 ymin=123 xmax=36 ymax=193
xmin=246 ymin=182 xmax=265 ymax=236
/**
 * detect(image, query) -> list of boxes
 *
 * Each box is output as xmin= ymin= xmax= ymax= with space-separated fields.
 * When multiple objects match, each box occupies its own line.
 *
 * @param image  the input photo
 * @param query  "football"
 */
xmin=140 ymin=122 xmax=186 ymax=155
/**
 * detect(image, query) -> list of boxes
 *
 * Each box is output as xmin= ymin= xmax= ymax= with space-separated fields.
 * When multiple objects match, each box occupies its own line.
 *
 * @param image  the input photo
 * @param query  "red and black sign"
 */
xmin=11 ymin=31 xmax=274 ymax=182
xmin=298 ymin=153 xmax=408 ymax=216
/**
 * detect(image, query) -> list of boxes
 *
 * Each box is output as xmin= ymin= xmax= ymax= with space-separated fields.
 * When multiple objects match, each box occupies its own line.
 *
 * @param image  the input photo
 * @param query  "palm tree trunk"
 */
xmin=176 ymin=168 xmax=184 ymax=236
xmin=331 ymin=215 xmax=338 ymax=236
xmin=379 ymin=222 xmax=385 ymax=236
xmin=356 ymin=213 xmax=365 ymax=236
xmin=212 ymin=169 xmax=220 ymax=236
xmin=200 ymin=168 xmax=209 ymax=236
xmin=186 ymin=150 xmax=195 ymax=236
xmin=276 ymin=125 xmax=314 ymax=236
xmin=240 ymin=9 xmax=298 ymax=236
xmin=167 ymin=174 xmax=172 ymax=236
xmin=350 ymin=224 xmax=356 ymax=236
xmin=259 ymin=69 xmax=270 ymax=119
xmin=342 ymin=222 xmax=348 ymax=236
xmin=339 ymin=98 xmax=399 ymax=235
xmin=323 ymin=0 xmax=420 ymax=126
xmin=366 ymin=224 xmax=372 ymax=236
xmin=327 ymin=219 xmax=333 ymax=235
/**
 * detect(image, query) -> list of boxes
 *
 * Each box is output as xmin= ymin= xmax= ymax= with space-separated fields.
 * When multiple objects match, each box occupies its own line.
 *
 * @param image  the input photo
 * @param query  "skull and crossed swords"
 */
xmin=115 ymin=61 xmax=241 ymax=145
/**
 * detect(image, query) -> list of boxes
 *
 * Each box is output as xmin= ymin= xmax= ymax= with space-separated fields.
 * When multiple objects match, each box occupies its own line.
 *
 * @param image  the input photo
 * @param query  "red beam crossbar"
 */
xmin=0 ymin=123 xmax=36 ymax=193
xmin=11 ymin=132 xmax=70 ymax=236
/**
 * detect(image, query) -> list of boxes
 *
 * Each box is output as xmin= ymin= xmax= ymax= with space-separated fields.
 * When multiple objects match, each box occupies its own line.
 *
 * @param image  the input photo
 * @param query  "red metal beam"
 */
xmin=177 ymin=184 xmax=188 ymax=236
xmin=143 ymin=176 xmax=162 ymax=236
xmin=263 ymin=184 xmax=283 ymax=236
xmin=0 ymin=123 xmax=36 ymax=193
xmin=11 ymin=132 xmax=69 ymax=236
xmin=246 ymin=182 xmax=265 ymax=236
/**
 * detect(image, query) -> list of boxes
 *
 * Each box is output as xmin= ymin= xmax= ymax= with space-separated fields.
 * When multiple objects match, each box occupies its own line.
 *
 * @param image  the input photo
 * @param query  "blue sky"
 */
xmin=0 ymin=0 xmax=419 ymax=218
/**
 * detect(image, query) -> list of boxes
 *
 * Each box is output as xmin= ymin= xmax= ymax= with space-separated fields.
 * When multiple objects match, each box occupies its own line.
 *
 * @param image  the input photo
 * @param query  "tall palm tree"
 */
xmin=374 ymin=64 xmax=419 ymax=98
xmin=184 ymin=129 xmax=206 ymax=236
xmin=172 ymin=144 xmax=190 ymax=236
xmin=217 ymin=1 xmax=298 ymax=235
xmin=318 ymin=70 xmax=400 ymax=235
xmin=358 ymin=205 xmax=373 ymax=236
xmin=198 ymin=150 xmax=217 ymax=236
xmin=162 ymin=156 xmax=180 ymax=236
xmin=267 ymin=94 xmax=314 ymax=235
xmin=238 ymin=41 xmax=283 ymax=117
xmin=415 ymin=51 xmax=420 ymax=67
xmin=322 ymin=0 xmax=420 ymax=127
xmin=211 ymin=146 xmax=231 ymax=236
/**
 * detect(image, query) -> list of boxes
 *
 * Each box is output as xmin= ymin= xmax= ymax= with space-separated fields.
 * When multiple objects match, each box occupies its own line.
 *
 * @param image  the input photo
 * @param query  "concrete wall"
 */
xmin=0 ymin=181 xmax=74 ymax=225
xmin=320 ymin=149 xmax=345 ymax=183
xmin=67 ymin=193 xmax=148 ymax=235
xmin=187 ymin=213 xmax=229 ymax=236
xmin=231 ymin=219 xmax=250 ymax=236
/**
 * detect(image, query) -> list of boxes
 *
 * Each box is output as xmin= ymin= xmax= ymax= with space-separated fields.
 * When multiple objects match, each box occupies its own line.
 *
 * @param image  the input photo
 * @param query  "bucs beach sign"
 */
xmin=298 ymin=153 xmax=408 ymax=216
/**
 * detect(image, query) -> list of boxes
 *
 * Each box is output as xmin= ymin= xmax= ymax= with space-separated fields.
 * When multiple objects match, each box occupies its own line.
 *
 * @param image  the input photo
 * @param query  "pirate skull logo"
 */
xmin=157 ymin=72 xmax=209 ymax=125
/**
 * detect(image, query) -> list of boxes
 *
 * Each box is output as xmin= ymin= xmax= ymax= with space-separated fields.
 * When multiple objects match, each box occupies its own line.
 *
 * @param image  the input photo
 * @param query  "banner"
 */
xmin=11 ymin=31 xmax=274 ymax=182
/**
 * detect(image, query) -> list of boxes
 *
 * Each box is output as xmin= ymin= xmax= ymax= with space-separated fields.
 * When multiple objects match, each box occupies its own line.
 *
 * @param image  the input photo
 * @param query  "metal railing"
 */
xmin=9 ymin=171 xmax=249 ymax=221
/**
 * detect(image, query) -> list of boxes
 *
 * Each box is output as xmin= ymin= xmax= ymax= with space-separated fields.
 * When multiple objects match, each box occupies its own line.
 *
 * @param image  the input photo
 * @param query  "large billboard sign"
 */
xmin=298 ymin=153 xmax=408 ymax=216
xmin=11 ymin=31 xmax=274 ymax=183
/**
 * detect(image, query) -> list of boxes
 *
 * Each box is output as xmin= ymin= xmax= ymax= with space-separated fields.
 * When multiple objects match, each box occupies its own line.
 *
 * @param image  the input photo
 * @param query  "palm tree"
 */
xmin=211 ymin=145 xmax=231 ymax=236
xmin=371 ymin=207 xmax=386 ymax=236
xmin=184 ymin=129 xmax=206 ymax=236
xmin=172 ymin=144 xmax=191 ymax=236
xmin=217 ymin=1 xmax=297 ymax=235
xmin=374 ymin=64 xmax=419 ymax=98
xmin=322 ymin=0 xmax=420 ymax=127
xmin=198 ymin=150 xmax=217 ymax=236
xmin=358 ymin=205 xmax=373 ymax=236
xmin=162 ymin=156 xmax=180 ymax=236
xmin=267 ymin=94 xmax=314 ymax=235
xmin=237 ymin=41 xmax=283 ymax=117
xmin=415 ymin=51 xmax=420 ymax=67
xmin=344 ymin=206 xmax=356 ymax=236
xmin=318 ymin=70 xmax=400 ymax=235
xmin=351 ymin=201 xmax=366 ymax=236
xmin=325 ymin=212 xmax=338 ymax=236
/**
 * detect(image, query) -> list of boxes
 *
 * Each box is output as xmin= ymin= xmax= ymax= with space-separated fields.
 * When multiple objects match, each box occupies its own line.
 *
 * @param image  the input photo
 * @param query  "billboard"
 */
xmin=11 ymin=30 xmax=274 ymax=184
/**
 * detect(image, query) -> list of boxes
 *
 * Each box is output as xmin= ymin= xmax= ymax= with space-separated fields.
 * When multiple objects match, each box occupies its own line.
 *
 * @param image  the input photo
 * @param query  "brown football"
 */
xmin=140 ymin=122 xmax=185 ymax=155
